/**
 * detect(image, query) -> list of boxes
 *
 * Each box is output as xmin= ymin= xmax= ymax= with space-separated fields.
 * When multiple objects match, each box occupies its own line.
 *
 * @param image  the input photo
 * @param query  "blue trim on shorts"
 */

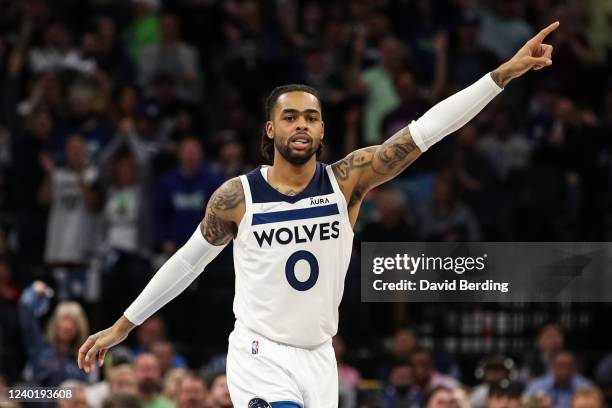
xmin=270 ymin=402 xmax=302 ymax=408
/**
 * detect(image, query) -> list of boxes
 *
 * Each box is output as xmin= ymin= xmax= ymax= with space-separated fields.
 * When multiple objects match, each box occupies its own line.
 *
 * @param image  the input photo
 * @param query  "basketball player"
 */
xmin=78 ymin=22 xmax=559 ymax=407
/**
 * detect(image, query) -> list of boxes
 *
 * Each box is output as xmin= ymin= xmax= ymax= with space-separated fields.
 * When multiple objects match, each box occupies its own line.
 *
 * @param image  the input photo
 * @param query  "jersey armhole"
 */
xmin=325 ymin=165 xmax=354 ymax=233
xmin=235 ymin=174 xmax=253 ymax=242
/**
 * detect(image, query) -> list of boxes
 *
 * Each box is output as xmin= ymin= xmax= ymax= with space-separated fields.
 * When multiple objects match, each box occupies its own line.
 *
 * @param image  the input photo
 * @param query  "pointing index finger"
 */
xmin=533 ymin=21 xmax=560 ymax=43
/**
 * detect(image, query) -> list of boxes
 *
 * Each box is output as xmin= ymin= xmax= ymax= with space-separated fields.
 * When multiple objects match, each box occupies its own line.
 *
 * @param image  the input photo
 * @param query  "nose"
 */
xmin=296 ymin=115 xmax=309 ymax=130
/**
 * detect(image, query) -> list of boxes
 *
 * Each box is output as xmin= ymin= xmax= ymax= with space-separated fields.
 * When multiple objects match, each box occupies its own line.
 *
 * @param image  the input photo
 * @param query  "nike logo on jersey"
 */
xmin=253 ymin=221 xmax=340 ymax=247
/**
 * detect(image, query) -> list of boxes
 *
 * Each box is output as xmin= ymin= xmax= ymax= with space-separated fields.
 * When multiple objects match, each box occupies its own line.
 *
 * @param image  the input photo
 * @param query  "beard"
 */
xmin=138 ymin=379 xmax=161 ymax=395
xmin=274 ymin=134 xmax=320 ymax=165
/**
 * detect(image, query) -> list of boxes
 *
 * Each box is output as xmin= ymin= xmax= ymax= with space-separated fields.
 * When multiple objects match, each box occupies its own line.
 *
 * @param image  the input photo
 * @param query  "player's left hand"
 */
xmin=497 ymin=21 xmax=559 ymax=83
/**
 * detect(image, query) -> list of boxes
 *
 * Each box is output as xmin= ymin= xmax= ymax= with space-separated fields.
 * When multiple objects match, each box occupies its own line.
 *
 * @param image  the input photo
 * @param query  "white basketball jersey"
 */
xmin=233 ymin=162 xmax=354 ymax=347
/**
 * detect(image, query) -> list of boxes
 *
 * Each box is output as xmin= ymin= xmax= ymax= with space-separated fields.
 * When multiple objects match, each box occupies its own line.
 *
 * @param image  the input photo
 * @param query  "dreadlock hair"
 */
xmin=261 ymin=84 xmax=323 ymax=163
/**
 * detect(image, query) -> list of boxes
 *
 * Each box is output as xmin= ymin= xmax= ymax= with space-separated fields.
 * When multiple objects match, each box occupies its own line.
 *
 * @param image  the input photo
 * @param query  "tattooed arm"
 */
xmin=201 ymin=178 xmax=246 ymax=245
xmin=331 ymin=129 xmax=421 ymax=224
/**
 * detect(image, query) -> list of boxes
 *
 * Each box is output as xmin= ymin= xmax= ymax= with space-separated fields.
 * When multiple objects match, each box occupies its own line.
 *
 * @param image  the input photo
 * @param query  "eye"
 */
xmin=309 ymin=116 xmax=318 ymax=122
xmin=284 ymin=115 xmax=295 ymax=121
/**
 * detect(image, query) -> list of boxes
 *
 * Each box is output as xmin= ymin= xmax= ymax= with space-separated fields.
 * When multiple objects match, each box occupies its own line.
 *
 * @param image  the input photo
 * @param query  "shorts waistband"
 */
xmin=233 ymin=320 xmax=331 ymax=351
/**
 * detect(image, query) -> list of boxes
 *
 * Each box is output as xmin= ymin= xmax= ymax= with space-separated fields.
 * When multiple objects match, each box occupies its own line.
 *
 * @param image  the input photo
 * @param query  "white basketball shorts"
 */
xmin=226 ymin=320 xmax=339 ymax=408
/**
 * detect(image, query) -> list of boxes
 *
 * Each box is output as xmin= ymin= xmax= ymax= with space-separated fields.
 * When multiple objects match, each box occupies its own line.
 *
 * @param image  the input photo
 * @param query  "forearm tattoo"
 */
xmin=373 ymin=127 xmax=419 ymax=174
xmin=334 ymin=146 xmax=376 ymax=181
xmin=332 ymin=127 xmax=420 ymax=207
xmin=201 ymin=178 xmax=244 ymax=245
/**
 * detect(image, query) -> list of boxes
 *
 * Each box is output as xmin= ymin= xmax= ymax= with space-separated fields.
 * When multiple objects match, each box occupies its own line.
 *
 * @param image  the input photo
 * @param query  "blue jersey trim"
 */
xmin=252 ymin=203 xmax=339 ymax=225
xmin=246 ymin=162 xmax=333 ymax=204
xmin=270 ymin=402 xmax=302 ymax=408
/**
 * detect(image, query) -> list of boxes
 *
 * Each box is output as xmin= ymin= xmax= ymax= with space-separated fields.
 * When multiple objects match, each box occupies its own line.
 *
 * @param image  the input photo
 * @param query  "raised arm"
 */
xmin=77 ymin=178 xmax=245 ymax=373
xmin=332 ymin=21 xmax=559 ymax=220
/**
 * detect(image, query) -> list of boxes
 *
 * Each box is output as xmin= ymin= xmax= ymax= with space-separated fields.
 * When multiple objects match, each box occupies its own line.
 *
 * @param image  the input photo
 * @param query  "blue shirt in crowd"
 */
xmin=525 ymin=373 xmax=592 ymax=408
xmin=154 ymin=164 xmax=224 ymax=247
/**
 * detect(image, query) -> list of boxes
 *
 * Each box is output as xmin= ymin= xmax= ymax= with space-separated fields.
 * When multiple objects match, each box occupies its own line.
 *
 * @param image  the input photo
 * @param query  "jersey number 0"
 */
xmin=285 ymin=250 xmax=319 ymax=291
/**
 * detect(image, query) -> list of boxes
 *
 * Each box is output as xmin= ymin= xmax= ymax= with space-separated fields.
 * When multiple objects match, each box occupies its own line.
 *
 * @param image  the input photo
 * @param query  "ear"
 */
xmin=265 ymin=121 xmax=274 ymax=139
xmin=321 ymin=120 xmax=325 ymax=140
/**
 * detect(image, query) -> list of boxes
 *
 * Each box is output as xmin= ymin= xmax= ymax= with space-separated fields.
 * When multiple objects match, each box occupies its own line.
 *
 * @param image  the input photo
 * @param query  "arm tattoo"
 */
xmin=372 ymin=127 xmax=419 ymax=175
xmin=332 ymin=146 xmax=377 ymax=206
xmin=208 ymin=179 xmax=244 ymax=211
xmin=200 ymin=178 xmax=244 ymax=245
xmin=332 ymin=127 xmax=421 ymax=208
xmin=201 ymin=211 xmax=235 ymax=245
xmin=334 ymin=147 xmax=376 ymax=181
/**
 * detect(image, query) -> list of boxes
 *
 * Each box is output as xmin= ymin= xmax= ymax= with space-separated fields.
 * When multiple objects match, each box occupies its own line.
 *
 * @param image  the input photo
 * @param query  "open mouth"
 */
xmin=289 ymin=134 xmax=312 ymax=151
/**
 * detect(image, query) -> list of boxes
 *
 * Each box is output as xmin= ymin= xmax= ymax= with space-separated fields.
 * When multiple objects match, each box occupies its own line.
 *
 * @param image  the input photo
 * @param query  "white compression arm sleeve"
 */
xmin=123 ymin=226 xmax=226 ymax=325
xmin=408 ymin=73 xmax=503 ymax=152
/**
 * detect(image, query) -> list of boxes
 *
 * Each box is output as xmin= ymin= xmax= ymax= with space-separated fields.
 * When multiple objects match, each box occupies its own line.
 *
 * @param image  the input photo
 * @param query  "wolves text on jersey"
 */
xmin=253 ymin=221 xmax=340 ymax=248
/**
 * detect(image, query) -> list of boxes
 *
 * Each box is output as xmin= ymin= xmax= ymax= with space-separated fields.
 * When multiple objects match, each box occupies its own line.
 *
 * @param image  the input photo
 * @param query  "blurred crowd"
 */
xmin=1 ymin=0 xmax=612 ymax=407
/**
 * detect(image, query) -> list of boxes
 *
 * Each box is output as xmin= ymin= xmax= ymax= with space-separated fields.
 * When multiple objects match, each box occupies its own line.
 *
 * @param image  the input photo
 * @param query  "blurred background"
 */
xmin=1 ymin=0 xmax=612 ymax=407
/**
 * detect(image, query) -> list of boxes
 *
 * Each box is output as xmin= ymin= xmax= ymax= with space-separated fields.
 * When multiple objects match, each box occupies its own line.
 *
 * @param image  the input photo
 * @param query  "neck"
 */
xmin=268 ymin=156 xmax=316 ymax=192
xmin=56 ymin=342 xmax=70 ymax=355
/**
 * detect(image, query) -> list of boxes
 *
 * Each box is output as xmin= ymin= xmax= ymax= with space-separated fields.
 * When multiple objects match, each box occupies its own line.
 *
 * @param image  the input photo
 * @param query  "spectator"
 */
xmin=377 ymin=328 xmax=421 ymax=379
xmin=418 ymin=173 xmax=481 ymax=241
xmin=594 ymin=353 xmax=612 ymax=407
xmin=449 ymin=11 xmax=501 ymax=89
xmin=423 ymin=386 xmax=454 ymax=408
xmin=213 ymin=131 xmax=250 ymax=180
xmin=333 ymin=335 xmax=360 ymax=408
xmin=525 ymin=351 xmax=593 ymax=408
xmin=29 ymin=21 xmax=96 ymax=75
xmin=487 ymin=382 xmax=524 ymax=408
xmin=123 ymin=0 xmax=161 ymax=61
xmin=153 ymin=138 xmax=223 ymax=254
xmin=471 ymin=355 xmax=517 ymax=408
xmin=54 ymin=79 xmax=114 ymax=162
xmin=102 ymin=393 xmax=142 ymax=408
xmin=85 ymin=346 xmax=135 ymax=408
xmin=162 ymin=367 xmax=187 ymax=404
xmin=57 ymin=380 xmax=89 ymax=408
xmin=521 ymin=324 xmax=565 ymax=380
xmin=152 ymin=340 xmax=184 ymax=378
xmin=523 ymin=393 xmax=553 ymax=408
xmin=109 ymin=364 xmax=139 ymax=396
xmin=479 ymin=1 xmax=534 ymax=61
xmin=134 ymin=352 xmax=174 ymax=408
xmin=206 ymin=373 xmax=232 ymax=408
xmin=18 ymin=281 xmax=89 ymax=386
xmin=383 ymin=359 xmax=417 ymax=407
xmin=359 ymin=188 xmax=417 ymax=242
xmin=380 ymin=70 xmax=427 ymax=142
xmin=93 ymin=16 xmax=135 ymax=87
xmin=12 ymin=108 xmax=55 ymax=262
xmin=410 ymin=348 xmax=459 ymax=405
xmin=98 ymin=128 xmax=154 ymax=326
xmin=40 ymin=134 xmax=103 ymax=300
xmin=447 ymin=124 xmax=505 ymax=238
xmin=571 ymin=388 xmax=605 ymax=408
xmin=478 ymin=109 xmax=531 ymax=181
xmin=133 ymin=316 xmax=187 ymax=369
xmin=177 ymin=372 xmax=208 ymax=408
xmin=139 ymin=13 xmax=201 ymax=103
xmin=357 ymin=36 xmax=404 ymax=144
